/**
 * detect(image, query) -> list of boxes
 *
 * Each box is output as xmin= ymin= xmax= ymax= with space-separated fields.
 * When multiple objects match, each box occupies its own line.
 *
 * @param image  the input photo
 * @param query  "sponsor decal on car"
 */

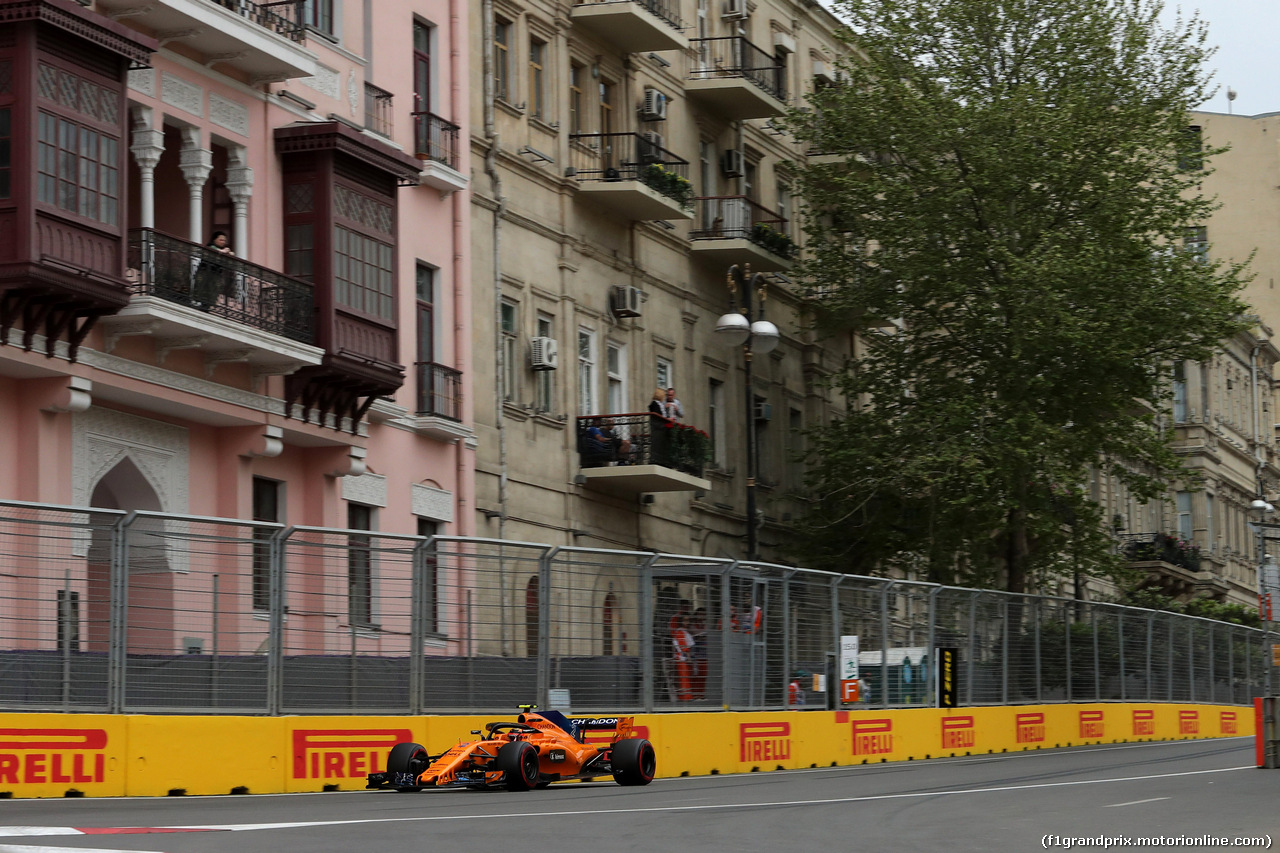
xmin=1132 ymin=709 xmax=1155 ymax=736
xmin=851 ymin=718 xmax=893 ymax=756
xmin=739 ymin=722 xmax=791 ymax=762
xmin=1015 ymin=712 xmax=1046 ymax=744
xmin=940 ymin=716 xmax=975 ymax=749
xmin=292 ymin=729 xmax=413 ymax=779
xmin=1078 ymin=710 xmax=1105 ymax=739
xmin=580 ymin=722 xmax=650 ymax=745
xmin=0 ymin=729 xmax=107 ymax=785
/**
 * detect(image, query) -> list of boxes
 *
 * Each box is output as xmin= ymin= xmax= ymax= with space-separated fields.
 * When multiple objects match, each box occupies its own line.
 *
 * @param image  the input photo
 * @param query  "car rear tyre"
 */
xmin=497 ymin=741 xmax=539 ymax=791
xmin=611 ymin=738 xmax=656 ymax=786
xmin=386 ymin=742 xmax=429 ymax=788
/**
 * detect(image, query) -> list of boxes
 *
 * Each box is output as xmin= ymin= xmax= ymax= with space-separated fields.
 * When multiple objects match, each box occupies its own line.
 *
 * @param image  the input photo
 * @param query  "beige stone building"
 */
xmin=1100 ymin=110 xmax=1280 ymax=609
xmin=467 ymin=0 xmax=852 ymax=564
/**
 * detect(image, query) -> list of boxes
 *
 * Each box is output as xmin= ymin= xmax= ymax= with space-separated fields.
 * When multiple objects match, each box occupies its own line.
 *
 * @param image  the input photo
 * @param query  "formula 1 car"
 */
xmin=365 ymin=705 xmax=656 ymax=792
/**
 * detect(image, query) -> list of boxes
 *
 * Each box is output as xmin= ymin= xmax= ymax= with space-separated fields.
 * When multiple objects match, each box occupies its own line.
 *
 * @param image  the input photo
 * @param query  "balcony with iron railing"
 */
xmin=412 ymin=111 xmax=467 ymax=194
xmin=102 ymin=229 xmax=323 ymax=376
xmin=101 ymin=0 xmax=316 ymax=80
xmin=568 ymin=133 xmax=694 ymax=221
xmin=410 ymin=361 xmax=469 ymax=441
xmin=576 ymin=413 xmax=712 ymax=494
xmin=570 ymin=0 xmax=687 ymax=54
xmin=364 ymin=82 xmax=393 ymax=138
xmin=687 ymin=36 xmax=787 ymax=119
xmin=688 ymin=196 xmax=795 ymax=271
xmin=1120 ymin=532 xmax=1229 ymax=601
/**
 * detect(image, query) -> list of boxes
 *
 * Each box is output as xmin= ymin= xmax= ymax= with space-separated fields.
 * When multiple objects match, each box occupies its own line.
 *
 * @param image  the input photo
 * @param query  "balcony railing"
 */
xmin=689 ymin=36 xmax=786 ymax=101
xmin=127 ymin=229 xmax=315 ymax=345
xmin=569 ymin=132 xmax=692 ymax=206
xmin=416 ymin=362 xmax=462 ymax=421
xmin=573 ymin=0 xmax=685 ymax=31
xmin=689 ymin=196 xmax=796 ymax=258
xmin=364 ymin=83 xmax=393 ymax=138
xmin=210 ymin=0 xmax=306 ymax=43
xmin=1119 ymin=532 xmax=1202 ymax=572
xmin=413 ymin=112 xmax=460 ymax=169
xmin=577 ymin=413 xmax=708 ymax=477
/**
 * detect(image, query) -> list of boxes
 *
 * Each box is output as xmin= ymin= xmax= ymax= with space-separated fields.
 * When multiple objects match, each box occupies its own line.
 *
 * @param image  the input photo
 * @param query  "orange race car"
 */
xmin=365 ymin=705 xmax=656 ymax=792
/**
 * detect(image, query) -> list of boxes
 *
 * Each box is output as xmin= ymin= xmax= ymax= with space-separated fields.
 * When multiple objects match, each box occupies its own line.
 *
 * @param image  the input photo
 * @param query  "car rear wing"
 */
xmin=571 ymin=716 xmax=638 ymax=743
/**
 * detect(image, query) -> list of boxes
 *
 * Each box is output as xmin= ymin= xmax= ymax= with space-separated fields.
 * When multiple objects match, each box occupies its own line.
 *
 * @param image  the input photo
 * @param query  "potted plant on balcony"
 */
xmin=641 ymin=163 xmax=694 ymax=209
xmin=750 ymin=222 xmax=797 ymax=259
xmin=660 ymin=421 xmax=711 ymax=475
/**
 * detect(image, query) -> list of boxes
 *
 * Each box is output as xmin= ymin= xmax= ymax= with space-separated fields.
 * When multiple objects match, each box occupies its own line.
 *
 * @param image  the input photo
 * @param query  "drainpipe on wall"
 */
xmin=482 ymin=0 xmax=510 ymax=652
xmin=450 ymin=0 xmax=474 ymax=537
xmin=1253 ymin=339 xmax=1266 ymax=492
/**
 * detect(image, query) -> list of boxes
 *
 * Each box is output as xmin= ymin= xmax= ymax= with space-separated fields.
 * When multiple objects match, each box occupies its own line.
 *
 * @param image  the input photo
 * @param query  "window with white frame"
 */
xmin=494 ymin=17 xmax=512 ymax=102
xmin=348 ymin=502 xmax=375 ymax=628
xmin=1172 ymin=361 xmax=1187 ymax=422
xmin=501 ymin=300 xmax=518 ymax=402
xmin=1176 ymin=491 xmax=1193 ymax=541
xmin=535 ymin=314 xmax=555 ymax=413
xmin=579 ymin=328 xmax=597 ymax=414
xmin=529 ymin=37 xmax=547 ymax=119
xmin=1205 ymin=493 xmax=1215 ymax=554
xmin=656 ymin=357 xmax=672 ymax=393
xmin=606 ymin=342 xmax=626 ymax=413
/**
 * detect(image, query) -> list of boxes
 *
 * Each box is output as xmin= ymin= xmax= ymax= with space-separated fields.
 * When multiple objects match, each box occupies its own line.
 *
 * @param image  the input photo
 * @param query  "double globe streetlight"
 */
xmin=1249 ymin=497 xmax=1279 ymax=695
xmin=715 ymin=264 xmax=779 ymax=562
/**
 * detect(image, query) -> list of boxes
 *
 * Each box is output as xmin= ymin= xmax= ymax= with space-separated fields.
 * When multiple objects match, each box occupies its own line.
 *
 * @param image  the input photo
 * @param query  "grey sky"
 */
xmin=1170 ymin=0 xmax=1280 ymax=115
xmin=818 ymin=1 xmax=1279 ymax=116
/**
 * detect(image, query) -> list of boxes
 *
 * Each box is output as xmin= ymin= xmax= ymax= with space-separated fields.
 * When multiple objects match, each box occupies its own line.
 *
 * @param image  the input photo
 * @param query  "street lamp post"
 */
xmin=1249 ymin=497 xmax=1278 ymax=697
xmin=716 ymin=264 xmax=779 ymax=562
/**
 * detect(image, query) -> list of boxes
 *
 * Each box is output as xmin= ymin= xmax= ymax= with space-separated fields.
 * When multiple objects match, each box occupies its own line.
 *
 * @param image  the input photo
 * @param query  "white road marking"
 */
xmin=1 ymin=764 xmax=1249 ymax=837
xmin=0 ymin=831 xmax=81 ymax=838
xmin=0 ymin=847 xmax=158 ymax=853
xmin=1103 ymin=797 xmax=1171 ymax=808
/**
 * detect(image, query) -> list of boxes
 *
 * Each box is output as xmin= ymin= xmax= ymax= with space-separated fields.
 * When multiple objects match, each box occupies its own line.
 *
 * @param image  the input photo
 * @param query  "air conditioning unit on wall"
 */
xmin=721 ymin=148 xmax=745 ymax=177
xmin=640 ymin=88 xmax=668 ymax=121
xmin=754 ymin=400 xmax=772 ymax=421
xmin=611 ymin=285 xmax=643 ymax=318
xmin=530 ymin=337 xmax=559 ymax=370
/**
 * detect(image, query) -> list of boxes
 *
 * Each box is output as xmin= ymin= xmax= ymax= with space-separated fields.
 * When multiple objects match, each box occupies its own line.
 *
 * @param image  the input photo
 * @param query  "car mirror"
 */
xmin=471 ymin=730 xmax=482 ymax=735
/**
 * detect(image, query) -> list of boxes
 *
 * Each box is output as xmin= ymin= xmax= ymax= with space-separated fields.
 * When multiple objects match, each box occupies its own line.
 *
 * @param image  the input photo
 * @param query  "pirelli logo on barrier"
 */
xmin=1079 ymin=710 xmax=1105 ymax=739
xmin=0 ymin=729 xmax=107 ymax=785
xmin=292 ymin=729 xmax=413 ymax=780
xmin=1220 ymin=711 xmax=1237 ymax=735
xmin=1015 ymin=712 xmax=1046 ymax=744
xmin=1132 ymin=709 xmax=1155 ymax=736
xmin=739 ymin=722 xmax=791 ymax=762
xmin=1178 ymin=710 xmax=1199 ymax=735
xmin=851 ymin=718 xmax=894 ymax=756
xmin=940 ymin=716 xmax=975 ymax=749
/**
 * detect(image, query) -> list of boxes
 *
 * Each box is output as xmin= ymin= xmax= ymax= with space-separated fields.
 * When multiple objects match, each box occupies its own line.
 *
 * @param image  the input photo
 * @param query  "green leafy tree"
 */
xmin=788 ymin=0 xmax=1250 ymax=592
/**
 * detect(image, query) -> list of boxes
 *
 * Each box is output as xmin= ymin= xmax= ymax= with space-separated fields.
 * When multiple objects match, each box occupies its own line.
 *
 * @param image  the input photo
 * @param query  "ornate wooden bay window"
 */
xmin=0 ymin=0 xmax=155 ymax=361
xmin=274 ymin=121 xmax=421 ymax=430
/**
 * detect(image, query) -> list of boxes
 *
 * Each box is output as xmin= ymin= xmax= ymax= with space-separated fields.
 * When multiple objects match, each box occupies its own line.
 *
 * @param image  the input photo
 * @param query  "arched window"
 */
xmin=524 ymin=576 xmax=539 ymax=658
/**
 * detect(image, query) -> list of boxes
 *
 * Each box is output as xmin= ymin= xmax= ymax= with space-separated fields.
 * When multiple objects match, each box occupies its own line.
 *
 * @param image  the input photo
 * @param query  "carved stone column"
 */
xmin=128 ymin=106 xmax=164 ymax=230
xmin=226 ymin=145 xmax=254 ymax=256
xmin=178 ymin=126 xmax=213 ymax=243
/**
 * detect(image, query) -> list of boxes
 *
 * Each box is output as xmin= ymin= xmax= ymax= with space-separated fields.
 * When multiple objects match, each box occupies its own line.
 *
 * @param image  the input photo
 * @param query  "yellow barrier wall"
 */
xmin=0 ymin=703 xmax=1251 ymax=798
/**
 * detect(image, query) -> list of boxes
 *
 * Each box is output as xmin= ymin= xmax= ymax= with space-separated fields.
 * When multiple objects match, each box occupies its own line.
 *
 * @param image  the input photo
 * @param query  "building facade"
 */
xmin=0 ymin=0 xmax=474 ymax=558
xmin=468 ymin=0 xmax=852 ymax=565
xmin=1101 ymin=110 xmax=1280 ymax=609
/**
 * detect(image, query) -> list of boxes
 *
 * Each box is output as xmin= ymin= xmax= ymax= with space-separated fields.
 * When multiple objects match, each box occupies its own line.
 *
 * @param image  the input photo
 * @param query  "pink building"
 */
xmin=0 ymin=1 xmax=473 ymax=561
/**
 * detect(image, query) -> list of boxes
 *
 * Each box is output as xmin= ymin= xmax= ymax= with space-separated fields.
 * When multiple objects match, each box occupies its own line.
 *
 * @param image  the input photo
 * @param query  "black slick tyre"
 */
xmin=497 ymin=741 xmax=539 ymax=791
xmin=611 ymin=738 xmax=656 ymax=786
xmin=386 ymin=742 xmax=429 ymax=789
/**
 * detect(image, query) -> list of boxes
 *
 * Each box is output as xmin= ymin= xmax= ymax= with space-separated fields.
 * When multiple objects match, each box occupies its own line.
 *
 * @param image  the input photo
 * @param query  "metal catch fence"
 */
xmin=0 ymin=500 xmax=1272 ymax=715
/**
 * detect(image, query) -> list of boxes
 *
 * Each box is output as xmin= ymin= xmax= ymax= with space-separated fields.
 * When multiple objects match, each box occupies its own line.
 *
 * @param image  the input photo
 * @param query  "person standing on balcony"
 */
xmin=649 ymin=388 xmax=668 ymax=418
xmin=194 ymin=231 xmax=234 ymax=309
xmin=664 ymin=387 xmax=684 ymax=422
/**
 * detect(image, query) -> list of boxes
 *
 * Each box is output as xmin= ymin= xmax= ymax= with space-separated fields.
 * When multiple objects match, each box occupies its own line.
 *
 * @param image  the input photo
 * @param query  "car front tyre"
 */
xmin=497 ymin=741 xmax=540 ymax=791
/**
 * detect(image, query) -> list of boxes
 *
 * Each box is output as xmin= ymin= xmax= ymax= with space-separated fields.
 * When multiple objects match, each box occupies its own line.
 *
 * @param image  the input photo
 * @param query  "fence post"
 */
xmin=1000 ymin=596 xmax=1009 ymax=706
xmin=1091 ymin=605 xmax=1101 ymax=701
xmin=1146 ymin=611 xmax=1154 ymax=702
xmin=966 ymin=592 xmax=977 ymax=706
xmin=641 ymin=553 xmax=660 ymax=713
xmin=1208 ymin=623 xmax=1216 ymax=704
xmin=108 ymin=513 xmax=136 ymax=714
xmin=830 ymin=576 xmax=843 ymax=709
xmin=1117 ymin=609 xmax=1125 ymax=702
xmin=782 ymin=570 xmax=794 ymax=709
xmin=1064 ymin=606 xmax=1072 ymax=702
xmin=537 ymin=546 xmax=557 ymax=712
xmin=880 ymin=581 xmax=894 ymax=709
xmin=926 ymin=586 xmax=939 ymax=707
xmin=1033 ymin=597 xmax=1041 ymax=703
xmin=1187 ymin=621 xmax=1195 ymax=702
xmin=409 ymin=536 xmax=434 ymax=715
xmin=267 ymin=527 xmax=292 ymax=716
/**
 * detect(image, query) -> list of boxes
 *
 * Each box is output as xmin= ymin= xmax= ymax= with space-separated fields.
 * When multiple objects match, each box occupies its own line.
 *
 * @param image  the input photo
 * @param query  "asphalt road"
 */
xmin=1 ymin=738 xmax=1276 ymax=853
